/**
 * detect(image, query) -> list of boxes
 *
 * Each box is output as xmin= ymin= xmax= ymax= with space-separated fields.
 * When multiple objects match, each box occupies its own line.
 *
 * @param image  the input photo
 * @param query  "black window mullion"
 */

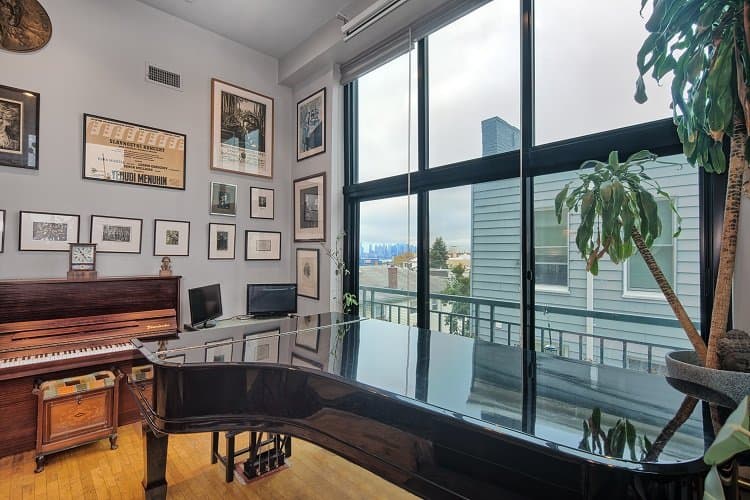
xmin=416 ymin=38 xmax=430 ymax=329
xmin=343 ymin=82 xmax=360 ymax=312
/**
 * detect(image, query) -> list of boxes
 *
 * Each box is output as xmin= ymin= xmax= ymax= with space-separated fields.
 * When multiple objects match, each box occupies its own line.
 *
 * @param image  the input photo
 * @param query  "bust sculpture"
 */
xmin=159 ymin=256 xmax=172 ymax=277
xmin=717 ymin=329 xmax=750 ymax=372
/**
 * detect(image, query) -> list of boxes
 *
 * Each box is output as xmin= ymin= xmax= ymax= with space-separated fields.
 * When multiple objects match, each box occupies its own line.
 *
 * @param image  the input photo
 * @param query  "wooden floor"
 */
xmin=0 ymin=423 xmax=416 ymax=500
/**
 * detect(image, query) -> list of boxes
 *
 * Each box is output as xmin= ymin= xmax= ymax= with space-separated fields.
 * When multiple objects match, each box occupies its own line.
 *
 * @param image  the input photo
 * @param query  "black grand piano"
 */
xmin=130 ymin=313 xmax=709 ymax=499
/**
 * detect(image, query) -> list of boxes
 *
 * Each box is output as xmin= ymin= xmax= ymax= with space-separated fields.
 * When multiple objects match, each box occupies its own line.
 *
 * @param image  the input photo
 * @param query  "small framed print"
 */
xmin=210 ymin=181 xmax=237 ymax=216
xmin=296 ymin=248 xmax=320 ymax=300
xmin=245 ymin=230 xmax=281 ymax=261
xmin=154 ymin=219 xmax=190 ymax=256
xmin=294 ymin=173 xmax=325 ymax=242
xmin=243 ymin=331 xmax=280 ymax=363
xmin=208 ymin=223 xmax=236 ymax=260
xmin=0 ymin=209 xmax=4 ymax=252
xmin=0 ymin=84 xmax=40 ymax=170
xmin=297 ymin=88 xmax=326 ymax=161
xmin=295 ymin=329 xmax=319 ymax=353
xmin=90 ymin=215 xmax=143 ymax=254
xmin=19 ymin=211 xmax=80 ymax=251
xmin=291 ymin=353 xmax=323 ymax=371
xmin=205 ymin=339 xmax=233 ymax=363
xmin=250 ymin=187 xmax=274 ymax=219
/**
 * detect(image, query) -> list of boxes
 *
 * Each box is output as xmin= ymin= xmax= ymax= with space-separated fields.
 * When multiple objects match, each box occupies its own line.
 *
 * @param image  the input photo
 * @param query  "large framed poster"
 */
xmin=82 ymin=114 xmax=186 ymax=190
xmin=0 ymin=84 xmax=39 ymax=170
xmin=211 ymin=79 xmax=273 ymax=179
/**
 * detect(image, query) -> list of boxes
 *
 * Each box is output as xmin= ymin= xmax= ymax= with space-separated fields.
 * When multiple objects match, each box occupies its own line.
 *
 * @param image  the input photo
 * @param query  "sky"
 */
xmin=357 ymin=0 xmax=674 ymax=250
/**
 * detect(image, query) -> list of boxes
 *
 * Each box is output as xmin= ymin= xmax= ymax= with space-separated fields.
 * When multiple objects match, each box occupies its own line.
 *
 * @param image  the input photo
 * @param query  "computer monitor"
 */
xmin=247 ymin=283 xmax=297 ymax=318
xmin=188 ymin=283 xmax=223 ymax=328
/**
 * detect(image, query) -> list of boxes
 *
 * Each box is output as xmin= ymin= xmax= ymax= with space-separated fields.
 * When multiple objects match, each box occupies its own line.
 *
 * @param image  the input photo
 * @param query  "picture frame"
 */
xmin=154 ymin=219 xmax=190 ymax=256
xmin=82 ymin=114 xmax=186 ymax=190
xmin=208 ymin=223 xmax=236 ymax=260
xmin=210 ymin=181 xmax=237 ymax=216
xmin=205 ymin=339 xmax=233 ymax=363
xmin=19 ymin=211 xmax=80 ymax=251
xmin=291 ymin=353 xmax=323 ymax=370
xmin=250 ymin=186 xmax=274 ymax=219
xmin=245 ymin=230 xmax=281 ymax=261
xmin=296 ymin=248 xmax=320 ymax=300
xmin=243 ymin=330 xmax=280 ymax=363
xmin=294 ymin=173 xmax=326 ymax=242
xmin=295 ymin=329 xmax=319 ymax=353
xmin=0 ymin=84 xmax=39 ymax=170
xmin=0 ymin=209 xmax=4 ymax=253
xmin=297 ymin=88 xmax=326 ymax=161
xmin=90 ymin=215 xmax=143 ymax=254
xmin=211 ymin=78 xmax=274 ymax=179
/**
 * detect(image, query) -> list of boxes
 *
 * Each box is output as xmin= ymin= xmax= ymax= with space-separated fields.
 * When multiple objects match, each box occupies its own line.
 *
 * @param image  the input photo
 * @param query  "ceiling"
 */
xmin=138 ymin=0 xmax=354 ymax=58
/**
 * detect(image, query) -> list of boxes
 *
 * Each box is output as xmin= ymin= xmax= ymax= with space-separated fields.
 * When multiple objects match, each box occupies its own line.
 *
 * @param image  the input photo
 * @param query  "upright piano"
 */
xmin=131 ymin=313 xmax=710 ymax=500
xmin=0 ymin=276 xmax=180 ymax=458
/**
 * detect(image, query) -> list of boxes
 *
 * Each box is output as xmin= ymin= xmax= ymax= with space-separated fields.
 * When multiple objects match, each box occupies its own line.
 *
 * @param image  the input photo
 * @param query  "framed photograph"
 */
xmin=211 ymin=79 xmax=274 ymax=178
xmin=250 ymin=186 xmax=274 ymax=219
xmin=82 ymin=114 xmax=186 ymax=190
xmin=90 ymin=215 xmax=143 ymax=254
xmin=297 ymin=88 xmax=326 ymax=161
xmin=154 ymin=219 xmax=190 ymax=256
xmin=210 ymin=181 xmax=237 ymax=216
xmin=19 ymin=211 xmax=80 ymax=251
xmin=208 ymin=223 xmax=236 ymax=260
xmin=205 ymin=339 xmax=233 ymax=363
xmin=291 ymin=353 xmax=323 ymax=370
xmin=296 ymin=248 xmax=320 ymax=300
xmin=243 ymin=330 xmax=280 ymax=363
xmin=295 ymin=329 xmax=319 ymax=353
xmin=245 ymin=231 xmax=281 ymax=261
xmin=0 ymin=84 xmax=39 ymax=170
xmin=294 ymin=173 xmax=326 ymax=242
xmin=0 ymin=209 xmax=4 ymax=253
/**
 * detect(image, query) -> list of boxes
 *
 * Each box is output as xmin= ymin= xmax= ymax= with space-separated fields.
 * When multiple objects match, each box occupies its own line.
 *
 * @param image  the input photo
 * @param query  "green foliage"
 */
xmin=635 ymin=0 xmax=747 ymax=174
xmin=703 ymin=396 xmax=750 ymax=499
xmin=555 ymin=150 xmax=681 ymax=275
xmin=440 ymin=264 xmax=471 ymax=335
xmin=578 ymin=407 xmax=651 ymax=462
xmin=429 ymin=237 xmax=449 ymax=269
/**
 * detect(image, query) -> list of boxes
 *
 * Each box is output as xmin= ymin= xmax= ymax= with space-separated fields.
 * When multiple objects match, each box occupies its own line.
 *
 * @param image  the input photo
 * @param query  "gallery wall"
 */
xmin=0 ymin=0 xmax=294 ymax=324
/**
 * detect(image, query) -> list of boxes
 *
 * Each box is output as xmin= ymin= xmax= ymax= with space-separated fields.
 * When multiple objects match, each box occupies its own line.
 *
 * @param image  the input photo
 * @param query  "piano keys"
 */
xmin=131 ymin=313 xmax=709 ymax=500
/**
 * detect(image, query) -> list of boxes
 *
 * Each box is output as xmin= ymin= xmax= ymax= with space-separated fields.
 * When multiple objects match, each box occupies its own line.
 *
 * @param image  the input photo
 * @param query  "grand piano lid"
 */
xmin=132 ymin=313 xmax=708 ymax=467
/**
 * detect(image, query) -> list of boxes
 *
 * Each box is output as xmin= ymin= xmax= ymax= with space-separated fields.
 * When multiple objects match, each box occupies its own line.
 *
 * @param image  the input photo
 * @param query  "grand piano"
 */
xmin=131 ymin=313 xmax=710 ymax=500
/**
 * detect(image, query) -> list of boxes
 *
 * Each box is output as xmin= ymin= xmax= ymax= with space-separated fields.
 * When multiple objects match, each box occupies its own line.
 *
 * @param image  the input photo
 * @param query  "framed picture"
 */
xmin=245 ymin=231 xmax=281 ymax=261
xmin=19 ymin=211 xmax=79 ymax=251
xmin=205 ymin=339 xmax=233 ymax=363
xmin=295 ymin=329 xmax=319 ymax=353
xmin=0 ymin=84 xmax=39 ymax=170
xmin=211 ymin=79 xmax=274 ymax=178
xmin=90 ymin=215 xmax=143 ymax=254
xmin=208 ymin=223 xmax=236 ymax=260
xmin=291 ymin=353 xmax=323 ymax=370
xmin=243 ymin=330 xmax=280 ymax=363
xmin=294 ymin=173 xmax=326 ymax=242
xmin=297 ymin=88 xmax=326 ymax=161
xmin=154 ymin=219 xmax=190 ymax=256
xmin=0 ymin=209 xmax=4 ymax=253
xmin=250 ymin=186 xmax=274 ymax=219
xmin=210 ymin=181 xmax=237 ymax=216
xmin=296 ymin=248 xmax=320 ymax=300
xmin=82 ymin=114 xmax=186 ymax=190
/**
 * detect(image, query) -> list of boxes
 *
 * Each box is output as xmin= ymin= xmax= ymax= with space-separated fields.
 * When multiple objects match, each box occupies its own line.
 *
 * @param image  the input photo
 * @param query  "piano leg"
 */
xmin=142 ymin=424 xmax=168 ymax=500
xmin=109 ymin=432 xmax=118 ymax=450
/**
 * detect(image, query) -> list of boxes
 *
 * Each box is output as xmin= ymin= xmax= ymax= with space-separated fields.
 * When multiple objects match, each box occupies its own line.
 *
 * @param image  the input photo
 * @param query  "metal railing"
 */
xmin=359 ymin=285 xmax=695 ymax=373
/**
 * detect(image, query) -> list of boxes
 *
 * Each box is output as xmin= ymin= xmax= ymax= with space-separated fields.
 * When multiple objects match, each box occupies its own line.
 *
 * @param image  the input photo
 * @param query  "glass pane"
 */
xmin=533 ymin=154 xmax=700 ymax=373
xmin=357 ymin=50 xmax=418 ymax=183
xmin=428 ymin=1 xmax=520 ymax=168
xmin=359 ymin=196 xmax=417 ymax=325
xmin=534 ymin=209 xmax=566 ymax=246
xmin=535 ymin=0 xmax=673 ymax=144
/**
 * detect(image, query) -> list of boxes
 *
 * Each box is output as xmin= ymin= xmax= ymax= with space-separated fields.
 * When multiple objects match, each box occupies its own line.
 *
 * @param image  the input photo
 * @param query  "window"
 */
xmin=534 ymin=209 xmax=568 ymax=289
xmin=625 ymin=200 xmax=675 ymax=295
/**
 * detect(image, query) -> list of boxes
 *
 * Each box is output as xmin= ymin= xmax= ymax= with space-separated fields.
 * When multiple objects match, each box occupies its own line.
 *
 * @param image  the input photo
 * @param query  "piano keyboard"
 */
xmin=0 ymin=342 xmax=135 ymax=369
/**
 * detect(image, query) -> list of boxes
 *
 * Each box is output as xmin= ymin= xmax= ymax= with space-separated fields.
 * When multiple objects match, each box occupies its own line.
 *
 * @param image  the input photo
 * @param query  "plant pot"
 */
xmin=665 ymin=350 xmax=750 ymax=408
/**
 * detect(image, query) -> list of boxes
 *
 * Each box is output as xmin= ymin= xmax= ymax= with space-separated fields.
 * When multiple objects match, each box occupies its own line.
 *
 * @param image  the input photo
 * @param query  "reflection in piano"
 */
xmin=132 ymin=313 xmax=709 ymax=500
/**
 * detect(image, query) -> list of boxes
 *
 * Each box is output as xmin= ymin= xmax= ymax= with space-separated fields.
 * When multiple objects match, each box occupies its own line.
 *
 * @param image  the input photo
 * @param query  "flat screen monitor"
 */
xmin=247 ymin=283 xmax=297 ymax=317
xmin=188 ymin=283 xmax=222 ymax=328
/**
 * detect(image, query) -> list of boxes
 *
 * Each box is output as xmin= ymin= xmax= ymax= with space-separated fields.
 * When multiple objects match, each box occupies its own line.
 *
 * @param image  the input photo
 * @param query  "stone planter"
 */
xmin=665 ymin=350 xmax=750 ymax=408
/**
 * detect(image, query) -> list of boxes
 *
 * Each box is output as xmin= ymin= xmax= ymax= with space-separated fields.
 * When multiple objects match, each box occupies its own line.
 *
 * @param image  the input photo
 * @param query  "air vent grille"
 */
xmin=146 ymin=63 xmax=182 ymax=91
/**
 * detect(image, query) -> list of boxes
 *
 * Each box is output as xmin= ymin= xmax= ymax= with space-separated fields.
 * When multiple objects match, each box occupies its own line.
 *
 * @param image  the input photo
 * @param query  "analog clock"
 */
xmin=69 ymin=243 xmax=96 ymax=271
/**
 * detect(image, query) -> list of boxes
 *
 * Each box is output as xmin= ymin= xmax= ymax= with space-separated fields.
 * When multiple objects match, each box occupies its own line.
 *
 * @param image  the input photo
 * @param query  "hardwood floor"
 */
xmin=0 ymin=423 xmax=416 ymax=500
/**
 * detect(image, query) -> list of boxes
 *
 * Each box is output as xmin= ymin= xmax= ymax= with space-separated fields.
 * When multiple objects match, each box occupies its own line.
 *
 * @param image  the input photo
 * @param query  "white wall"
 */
xmin=0 ymin=0 xmax=294 ymax=324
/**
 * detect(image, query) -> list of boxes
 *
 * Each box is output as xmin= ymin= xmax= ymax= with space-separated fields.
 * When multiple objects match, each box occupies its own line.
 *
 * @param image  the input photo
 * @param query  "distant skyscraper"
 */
xmin=481 ymin=117 xmax=520 ymax=156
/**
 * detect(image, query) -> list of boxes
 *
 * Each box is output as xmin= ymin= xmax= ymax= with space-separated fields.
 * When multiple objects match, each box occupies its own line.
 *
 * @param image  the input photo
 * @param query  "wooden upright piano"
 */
xmin=0 ymin=276 xmax=180 ymax=458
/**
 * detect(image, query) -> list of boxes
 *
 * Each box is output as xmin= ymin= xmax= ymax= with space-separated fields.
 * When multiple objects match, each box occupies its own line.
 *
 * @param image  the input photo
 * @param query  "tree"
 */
xmin=635 ymin=0 xmax=750 ymax=369
xmin=392 ymin=251 xmax=415 ymax=267
xmin=430 ymin=237 xmax=448 ymax=269
xmin=441 ymin=264 xmax=471 ymax=335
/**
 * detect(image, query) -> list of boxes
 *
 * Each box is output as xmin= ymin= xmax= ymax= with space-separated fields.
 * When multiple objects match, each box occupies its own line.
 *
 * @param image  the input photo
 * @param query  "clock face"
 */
xmin=70 ymin=245 xmax=95 ymax=270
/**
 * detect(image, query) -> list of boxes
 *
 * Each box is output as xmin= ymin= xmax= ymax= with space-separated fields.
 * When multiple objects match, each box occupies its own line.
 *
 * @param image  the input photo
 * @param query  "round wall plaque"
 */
xmin=0 ymin=0 xmax=52 ymax=53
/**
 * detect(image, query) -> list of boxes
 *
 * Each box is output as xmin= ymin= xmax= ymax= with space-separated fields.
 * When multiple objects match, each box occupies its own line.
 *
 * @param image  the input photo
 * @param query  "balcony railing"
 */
xmin=359 ymin=285 xmax=697 ymax=373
